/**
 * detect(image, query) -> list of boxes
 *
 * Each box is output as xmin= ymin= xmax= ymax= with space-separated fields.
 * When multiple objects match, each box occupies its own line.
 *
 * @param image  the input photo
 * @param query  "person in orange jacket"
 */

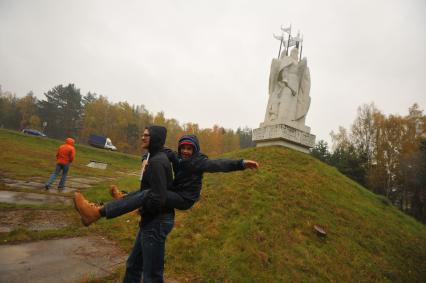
xmin=45 ymin=137 xmax=76 ymax=191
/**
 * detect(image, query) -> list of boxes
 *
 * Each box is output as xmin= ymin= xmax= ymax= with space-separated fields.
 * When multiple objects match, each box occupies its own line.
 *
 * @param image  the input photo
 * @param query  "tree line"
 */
xmin=311 ymin=103 xmax=426 ymax=223
xmin=0 ymin=84 xmax=255 ymax=156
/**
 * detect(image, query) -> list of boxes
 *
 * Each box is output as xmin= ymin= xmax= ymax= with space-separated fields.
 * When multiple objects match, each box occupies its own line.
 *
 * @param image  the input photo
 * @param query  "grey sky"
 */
xmin=1 ymin=0 xmax=425 ymax=144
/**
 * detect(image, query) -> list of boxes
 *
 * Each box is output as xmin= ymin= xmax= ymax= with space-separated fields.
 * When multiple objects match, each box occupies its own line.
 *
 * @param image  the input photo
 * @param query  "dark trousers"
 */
xmin=104 ymin=190 xmax=194 ymax=219
xmin=123 ymin=213 xmax=175 ymax=283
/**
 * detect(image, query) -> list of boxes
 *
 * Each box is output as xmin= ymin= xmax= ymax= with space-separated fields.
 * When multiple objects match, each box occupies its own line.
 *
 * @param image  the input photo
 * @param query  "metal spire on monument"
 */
xmin=273 ymin=24 xmax=291 ymax=58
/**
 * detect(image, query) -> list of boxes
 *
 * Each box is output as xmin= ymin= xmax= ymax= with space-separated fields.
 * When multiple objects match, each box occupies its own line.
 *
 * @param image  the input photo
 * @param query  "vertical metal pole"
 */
xmin=286 ymin=33 xmax=291 ymax=56
xmin=278 ymin=37 xmax=283 ymax=58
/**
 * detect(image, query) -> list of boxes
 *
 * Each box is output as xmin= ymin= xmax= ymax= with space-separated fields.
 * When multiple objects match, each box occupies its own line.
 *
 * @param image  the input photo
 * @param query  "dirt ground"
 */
xmin=0 ymin=209 xmax=76 ymax=233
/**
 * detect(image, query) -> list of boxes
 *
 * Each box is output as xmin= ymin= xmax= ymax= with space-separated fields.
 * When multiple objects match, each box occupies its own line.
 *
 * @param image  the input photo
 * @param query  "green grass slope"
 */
xmin=0 ymin=128 xmax=140 ymax=180
xmin=0 ymin=128 xmax=142 ymax=246
xmin=1 ymin=129 xmax=425 ymax=282
xmin=166 ymin=146 xmax=426 ymax=282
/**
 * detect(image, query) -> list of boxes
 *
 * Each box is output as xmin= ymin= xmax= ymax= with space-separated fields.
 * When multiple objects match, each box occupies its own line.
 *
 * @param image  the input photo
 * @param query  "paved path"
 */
xmin=0 ymin=190 xmax=72 ymax=205
xmin=1 ymin=176 xmax=106 ymax=192
xmin=0 ymin=236 xmax=126 ymax=283
xmin=0 ymin=174 xmax=129 ymax=282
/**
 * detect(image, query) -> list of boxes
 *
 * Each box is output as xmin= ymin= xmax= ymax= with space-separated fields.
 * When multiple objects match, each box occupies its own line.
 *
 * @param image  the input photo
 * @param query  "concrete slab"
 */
xmin=0 ymin=190 xmax=71 ymax=205
xmin=0 ymin=209 xmax=74 ymax=233
xmin=1 ymin=177 xmax=97 ymax=192
xmin=6 ymin=182 xmax=45 ymax=190
xmin=0 ymin=236 xmax=126 ymax=283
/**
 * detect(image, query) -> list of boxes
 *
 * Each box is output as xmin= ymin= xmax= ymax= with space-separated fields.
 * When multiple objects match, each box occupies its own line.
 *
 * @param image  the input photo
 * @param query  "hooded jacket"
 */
xmin=56 ymin=138 xmax=76 ymax=165
xmin=140 ymin=125 xmax=174 ymax=218
xmin=166 ymin=134 xmax=245 ymax=202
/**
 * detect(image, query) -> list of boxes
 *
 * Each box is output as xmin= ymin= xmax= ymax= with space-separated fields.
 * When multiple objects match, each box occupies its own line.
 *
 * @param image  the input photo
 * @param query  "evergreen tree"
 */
xmin=311 ymin=140 xmax=331 ymax=163
xmin=38 ymin=84 xmax=82 ymax=139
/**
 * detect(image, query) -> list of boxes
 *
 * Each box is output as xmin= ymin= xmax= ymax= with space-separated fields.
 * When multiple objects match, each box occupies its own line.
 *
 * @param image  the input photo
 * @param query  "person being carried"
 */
xmin=45 ymin=137 xmax=76 ymax=191
xmin=73 ymin=134 xmax=259 ymax=226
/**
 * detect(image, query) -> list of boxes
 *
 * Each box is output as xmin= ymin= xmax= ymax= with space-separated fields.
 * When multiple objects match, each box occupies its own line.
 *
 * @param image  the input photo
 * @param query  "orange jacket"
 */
xmin=56 ymin=138 xmax=76 ymax=165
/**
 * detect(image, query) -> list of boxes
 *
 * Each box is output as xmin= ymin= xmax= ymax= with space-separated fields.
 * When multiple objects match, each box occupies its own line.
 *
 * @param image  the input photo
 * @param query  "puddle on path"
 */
xmin=0 ymin=209 xmax=75 ymax=233
xmin=0 ymin=190 xmax=71 ymax=205
xmin=0 ymin=236 xmax=126 ymax=283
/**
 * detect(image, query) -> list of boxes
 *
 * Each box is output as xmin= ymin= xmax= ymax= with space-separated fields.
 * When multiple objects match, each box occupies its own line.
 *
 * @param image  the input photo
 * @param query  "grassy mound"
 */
xmin=2 ymin=129 xmax=425 ymax=282
xmin=166 ymin=146 xmax=426 ymax=282
xmin=0 ymin=128 xmax=140 ymax=179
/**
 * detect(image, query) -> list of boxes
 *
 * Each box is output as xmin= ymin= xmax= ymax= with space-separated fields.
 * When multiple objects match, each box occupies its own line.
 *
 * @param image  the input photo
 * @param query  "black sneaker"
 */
xmin=45 ymin=185 xmax=50 ymax=190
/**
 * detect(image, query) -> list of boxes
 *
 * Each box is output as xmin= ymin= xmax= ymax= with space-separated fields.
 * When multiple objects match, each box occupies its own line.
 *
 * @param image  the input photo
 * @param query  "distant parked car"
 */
xmin=22 ymin=129 xmax=47 ymax=137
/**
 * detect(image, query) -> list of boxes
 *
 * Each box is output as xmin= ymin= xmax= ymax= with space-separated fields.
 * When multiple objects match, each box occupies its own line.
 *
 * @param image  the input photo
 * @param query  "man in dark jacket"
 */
xmin=74 ymin=125 xmax=173 ymax=283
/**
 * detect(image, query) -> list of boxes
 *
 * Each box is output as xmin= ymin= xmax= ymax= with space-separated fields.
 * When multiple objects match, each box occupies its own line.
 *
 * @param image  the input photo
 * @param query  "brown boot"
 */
xmin=110 ymin=185 xmax=125 ymax=200
xmin=73 ymin=192 xmax=101 ymax=226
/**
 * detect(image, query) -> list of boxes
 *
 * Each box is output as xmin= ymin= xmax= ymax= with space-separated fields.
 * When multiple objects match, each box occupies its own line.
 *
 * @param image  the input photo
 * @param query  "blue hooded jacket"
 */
xmin=165 ymin=134 xmax=245 ymax=203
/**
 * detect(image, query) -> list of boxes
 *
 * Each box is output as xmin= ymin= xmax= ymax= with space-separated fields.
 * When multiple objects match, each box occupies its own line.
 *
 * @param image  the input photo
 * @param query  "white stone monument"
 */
xmin=253 ymin=26 xmax=315 ymax=153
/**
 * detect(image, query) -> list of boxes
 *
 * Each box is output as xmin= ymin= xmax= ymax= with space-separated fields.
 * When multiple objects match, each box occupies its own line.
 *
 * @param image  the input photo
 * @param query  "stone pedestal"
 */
xmin=252 ymin=123 xmax=315 ymax=153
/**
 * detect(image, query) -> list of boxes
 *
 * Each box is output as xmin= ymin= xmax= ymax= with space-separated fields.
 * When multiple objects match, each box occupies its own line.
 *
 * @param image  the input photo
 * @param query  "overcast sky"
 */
xmin=1 ymin=0 xmax=425 ymax=144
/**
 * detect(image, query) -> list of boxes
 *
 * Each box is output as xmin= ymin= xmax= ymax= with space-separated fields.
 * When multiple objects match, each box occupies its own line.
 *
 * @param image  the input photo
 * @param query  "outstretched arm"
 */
xmin=199 ymin=158 xmax=259 ymax=173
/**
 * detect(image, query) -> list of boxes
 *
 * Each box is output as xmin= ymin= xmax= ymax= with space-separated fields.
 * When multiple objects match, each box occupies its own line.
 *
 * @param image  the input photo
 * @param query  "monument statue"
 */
xmin=264 ymin=47 xmax=311 ymax=131
xmin=253 ymin=26 xmax=315 ymax=153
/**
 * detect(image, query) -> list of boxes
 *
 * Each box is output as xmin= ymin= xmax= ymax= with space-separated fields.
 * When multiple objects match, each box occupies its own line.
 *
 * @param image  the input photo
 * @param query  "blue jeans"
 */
xmin=124 ymin=213 xmax=175 ymax=283
xmin=104 ymin=190 xmax=193 ymax=219
xmin=46 ymin=163 xmax=70 ymax=188
xmin=104 ymin=190 xmax=148 ymax=219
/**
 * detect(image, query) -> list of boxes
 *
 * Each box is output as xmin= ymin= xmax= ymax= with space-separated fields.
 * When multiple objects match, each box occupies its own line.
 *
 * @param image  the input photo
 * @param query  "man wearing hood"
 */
xmin=75 ymin=125 xmax=174 ymax=283
xmin=45 ymin=137 xmax=76 ymax=191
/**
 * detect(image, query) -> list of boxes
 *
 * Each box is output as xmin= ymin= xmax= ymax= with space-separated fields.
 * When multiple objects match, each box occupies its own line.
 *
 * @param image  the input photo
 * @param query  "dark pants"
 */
xmin=123 ymin=213 xmax=175 ymax=283
xmin=104 ymin=190 xmax=194 ymax=219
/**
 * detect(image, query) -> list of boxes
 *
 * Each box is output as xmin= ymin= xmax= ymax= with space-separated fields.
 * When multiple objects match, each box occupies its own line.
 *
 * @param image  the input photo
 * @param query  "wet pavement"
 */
xmin=1 ymin=176 xmax=105 ymax=192
xmin=0 ymin=236 xmax=126 ymax=283
xmin=0 ymin=174 xmax=132 ymax=282
xmin=0 ymin=190 xmax=72 ymax=205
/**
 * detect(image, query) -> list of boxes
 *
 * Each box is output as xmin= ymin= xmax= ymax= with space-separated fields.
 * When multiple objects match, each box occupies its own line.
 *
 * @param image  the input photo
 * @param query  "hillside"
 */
xmin=0 ymin=129 xmax=140 ymax=180
xmin=1 ymin=129 xmax=425 ymax=282
xmin=165 ymin=146 xmax=426 ymax=282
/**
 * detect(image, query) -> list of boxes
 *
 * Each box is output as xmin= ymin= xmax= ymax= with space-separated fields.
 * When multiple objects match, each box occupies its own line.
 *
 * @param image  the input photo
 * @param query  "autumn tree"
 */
xmin=0 ymin=87 xmax=21 ymax=129
xmin=370 ymin=114 xmax=407 ymax=202
xmin=79 ymin=95 xmax=114 ymax=143
xmin=331 ymin=102 xmax=426 ymax=222
xmin=17 ymin=91 xmax=40 ymax=130
xmin=350 ymin=103 xmax=378 ymax=169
